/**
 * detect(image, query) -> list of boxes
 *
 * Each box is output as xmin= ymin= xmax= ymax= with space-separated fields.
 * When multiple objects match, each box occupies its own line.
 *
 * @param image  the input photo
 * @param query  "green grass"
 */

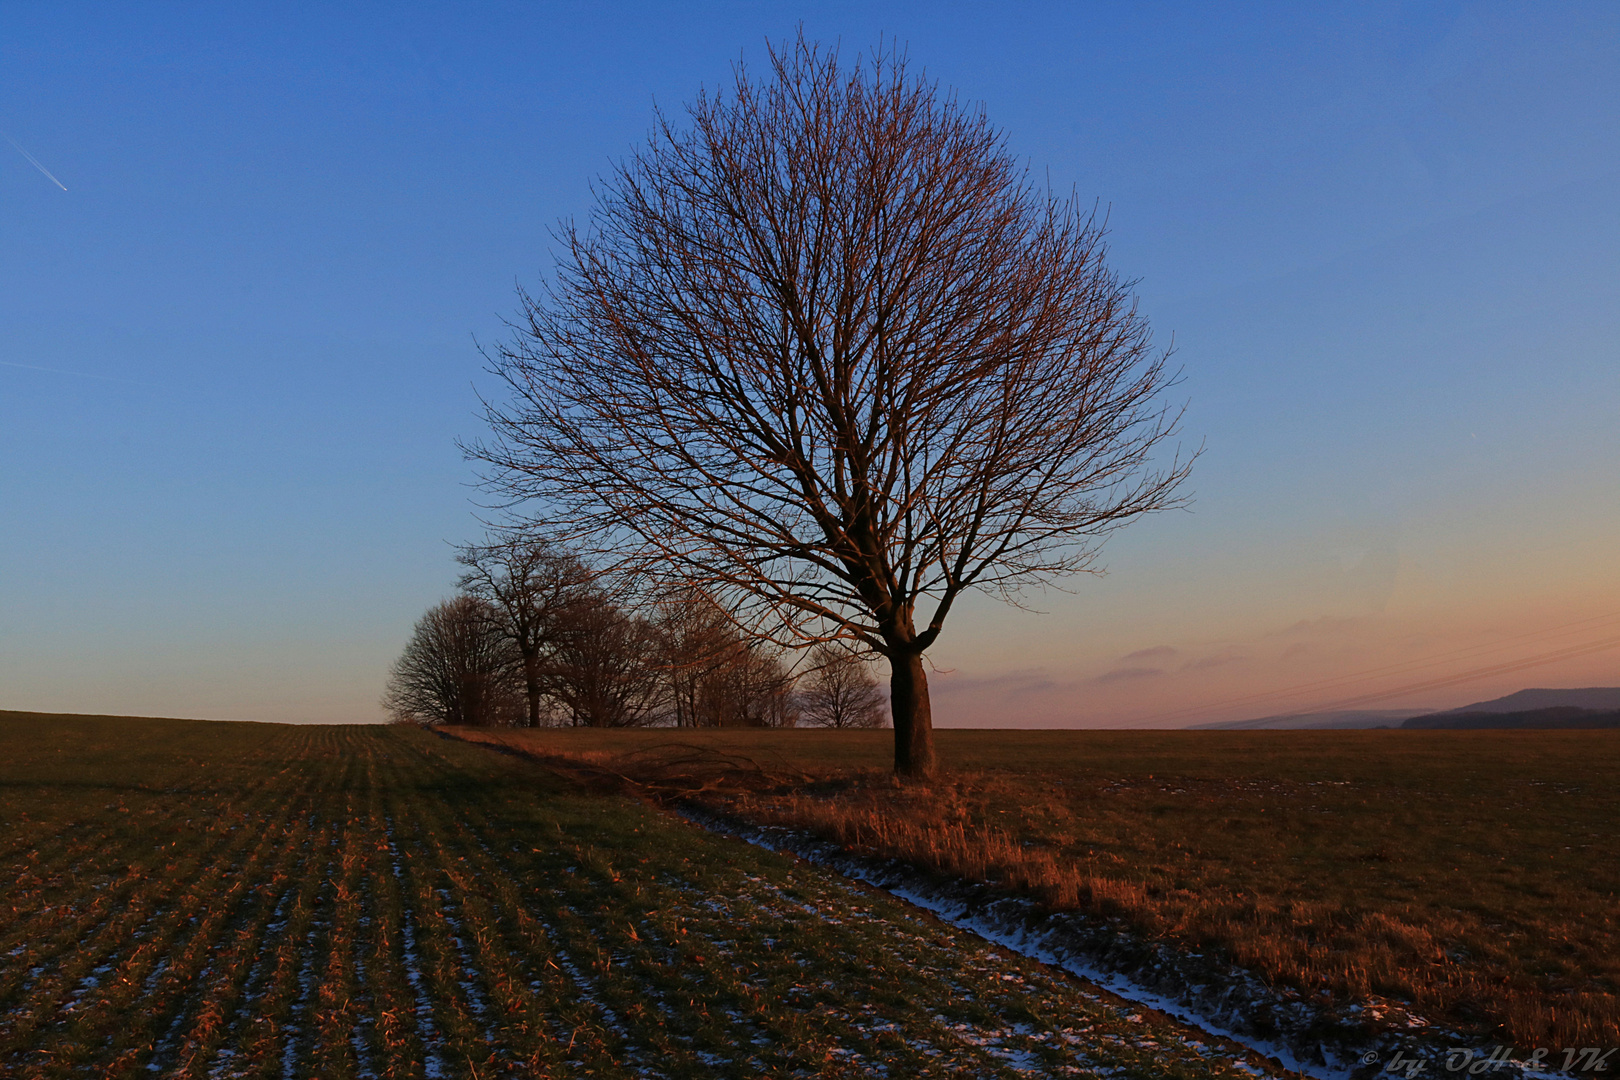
xmin=469 ymin=726 xmax=1620 ymax=1047
xmin=0 ymin=713 xmax=1279 ymax=1079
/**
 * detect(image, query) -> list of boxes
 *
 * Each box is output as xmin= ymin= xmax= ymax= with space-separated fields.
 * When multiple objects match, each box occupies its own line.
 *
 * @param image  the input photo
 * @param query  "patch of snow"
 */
xmin=679 ymin=806 xmax=1552 ymax=1080
xmin=386 ymin=818 xmax=447 ymax=1080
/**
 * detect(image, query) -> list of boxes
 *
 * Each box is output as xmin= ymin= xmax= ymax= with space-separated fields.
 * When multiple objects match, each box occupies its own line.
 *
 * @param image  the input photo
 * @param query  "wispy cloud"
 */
xmin=1093 ymin=665 xmax=1165 ymax=684
xmin=3 ymin=132 xmax=68 ymax=191
xmin=933 ymin=668 xmax=1058 ymax=697
xmin=1182 ymin=652 xmax=1246 ymax=671
xmin=1120 ymin=644 xmax=1177 ymax=663
xmin=1268 ymin=615 xmax=1362 ymax=639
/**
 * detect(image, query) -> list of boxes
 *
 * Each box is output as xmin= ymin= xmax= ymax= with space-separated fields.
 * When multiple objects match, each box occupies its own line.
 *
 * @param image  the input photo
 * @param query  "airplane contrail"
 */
xmin=3 ymin=132 xmax=68 ymax=191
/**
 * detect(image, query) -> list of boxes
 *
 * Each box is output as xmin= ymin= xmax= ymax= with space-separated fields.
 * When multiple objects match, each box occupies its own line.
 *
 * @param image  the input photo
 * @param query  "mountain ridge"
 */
xmin=1428 ymin=687 xmax=1620 ymax=714
xmin=1403 ymin=705 xmax=1620 ymax=730
xmin=1194 ymin=688 xmax=1620 ymax=730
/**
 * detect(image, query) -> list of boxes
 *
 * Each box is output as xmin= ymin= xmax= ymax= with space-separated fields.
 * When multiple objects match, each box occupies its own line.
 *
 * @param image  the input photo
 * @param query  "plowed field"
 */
xmin=0 ymin=715 xmax=1278 ymax=1079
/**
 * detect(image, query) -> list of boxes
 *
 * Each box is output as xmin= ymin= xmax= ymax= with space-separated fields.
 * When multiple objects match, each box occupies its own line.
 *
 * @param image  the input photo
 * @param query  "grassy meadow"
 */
xmin=0 ymin=712 xmax=1281 ymax=1079
xmin=458 ymin=726 xmax=1620 ymax=1049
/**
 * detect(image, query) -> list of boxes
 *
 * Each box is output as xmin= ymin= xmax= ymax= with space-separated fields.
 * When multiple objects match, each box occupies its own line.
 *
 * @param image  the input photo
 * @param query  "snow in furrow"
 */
xmin=682 ymin=808 xmax=1321 ymax=1079
xmin=385 ymin=819 xmax=447 ymax=1080
xmin=145 ymin=960 xmax=214 ymax=1073
xmin=534 ymin=909 xmax=629 ymax=1042
xmin=349 ymin=881 xmax=379 ymax=1080
xmin=649 ymin=868 xmax=1077 ymax=1076
xmin=433 ymin=886 xmax=498 ymax=1042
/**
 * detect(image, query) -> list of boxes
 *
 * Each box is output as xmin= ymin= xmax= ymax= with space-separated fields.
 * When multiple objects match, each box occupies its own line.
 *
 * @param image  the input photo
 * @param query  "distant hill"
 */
xmin=1193 ymin=688 xmax=1620 ymax=731
xmin=1403 ymin=706 xmax=1620 ymax=730
xmin=1191 ymin=709 xmax=1427 ymax=731
xmin=1427 ymin=687 xmax=1620 ymax=715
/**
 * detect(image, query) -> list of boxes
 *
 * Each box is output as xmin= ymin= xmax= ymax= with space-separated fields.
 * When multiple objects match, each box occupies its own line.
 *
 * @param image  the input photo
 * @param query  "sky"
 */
xmin=2 ymin=2 xmax=1616 ymax=727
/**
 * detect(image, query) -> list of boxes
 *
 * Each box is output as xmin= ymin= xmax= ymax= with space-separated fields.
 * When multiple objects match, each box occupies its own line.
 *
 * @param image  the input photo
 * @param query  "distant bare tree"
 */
xmin=799 ymin=643 xmax=887 ymax=729
xmin=651 ymin=590 xmax=798 ymax=728
xmin=650 ymin=591 xmax=739 ymax=728
xmin=457 ymin=534 xmax=591 ymax=727
xmin=473 ymin=36 xmax=1189 ymax=775
xmin=382 ymin=596 xmax=522 ymax=727
xmin=546 ymin=588 xmax=663 ymax=727
xmin=700 ymin=641 xmax=798 ymax=728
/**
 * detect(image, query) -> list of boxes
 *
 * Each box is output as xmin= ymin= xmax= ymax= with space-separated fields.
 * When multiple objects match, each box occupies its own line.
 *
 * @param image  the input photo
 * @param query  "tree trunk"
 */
xmin=524 ymin=667 xmax=544 ymax=725
xmin=889 ymin=651 xmax=936 ymax=778
xmin=521 ymin=650 xmax=541 ymax=725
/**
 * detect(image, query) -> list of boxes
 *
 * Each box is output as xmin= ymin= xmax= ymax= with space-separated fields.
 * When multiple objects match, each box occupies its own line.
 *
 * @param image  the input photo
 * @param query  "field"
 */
xmin=456 ymin=726 xmax=1620 ymax=1050
xmin=0 ymin=713 xmax=1283 ymax=1079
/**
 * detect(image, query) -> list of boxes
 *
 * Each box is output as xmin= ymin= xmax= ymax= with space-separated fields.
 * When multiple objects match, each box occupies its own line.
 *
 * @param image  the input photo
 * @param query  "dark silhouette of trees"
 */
xmin=545 ymin=588 xmax=664 ymax=727
xmin=473 ymin=36 xmax=1189 ymax=775
xmin=381 ymin=596 xmax=522 ymax=726
xmin=798 ymin=643 xmax=887 ymax=729
xmin=457 ymin=535 xmax=591 ymax=728
xmin=391 ymin=557 xmax=800 ymax=729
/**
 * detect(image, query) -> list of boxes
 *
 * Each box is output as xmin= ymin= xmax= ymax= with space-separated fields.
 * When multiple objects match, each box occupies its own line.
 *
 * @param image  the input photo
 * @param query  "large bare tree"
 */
xmin=545 ymin=588 xmax=663 ymax=727
xmin=457 ymin=534 xmax=591 ymax=728
xmin=381 ymin=596 xmax=522 ymax=727
xmin=473 ymin=36 xmax=1189 ymax=776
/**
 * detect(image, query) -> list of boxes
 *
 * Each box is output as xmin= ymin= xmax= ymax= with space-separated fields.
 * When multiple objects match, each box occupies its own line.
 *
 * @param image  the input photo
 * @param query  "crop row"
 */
xmin=0 ymin=718 xmax=1282 ymax=1078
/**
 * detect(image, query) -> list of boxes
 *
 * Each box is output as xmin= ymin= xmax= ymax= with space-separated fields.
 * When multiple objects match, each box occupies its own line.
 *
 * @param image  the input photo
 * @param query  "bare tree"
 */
xmin=651 ymin=590 xmax=798 ymax=728
xmin=650 ymin=590 xmax=740 ymax=728
xmin=457 ymin=534 xmax=591 ymax=727
xmin=799 ymin=643 xmax=887 ymax=729
xmin=699 ymin=640 xmax=798 ymax=728
xmin=381 ymin=596 xmax=523 ymax=727
xmin=545 ymin=588 xmax=663 ymax=727
xmin=473 ymin=36 xmax=1189 ymax=776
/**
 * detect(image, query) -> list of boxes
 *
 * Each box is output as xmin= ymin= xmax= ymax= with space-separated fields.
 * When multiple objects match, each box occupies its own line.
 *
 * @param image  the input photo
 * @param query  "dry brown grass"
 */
xmin=456 ymin=726 xmax=1620 ymax=1048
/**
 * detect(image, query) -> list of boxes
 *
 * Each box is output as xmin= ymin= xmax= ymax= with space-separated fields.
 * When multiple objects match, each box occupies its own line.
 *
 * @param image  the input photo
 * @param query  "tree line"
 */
xmin=381 ymin=535 xmax=887 ymax=730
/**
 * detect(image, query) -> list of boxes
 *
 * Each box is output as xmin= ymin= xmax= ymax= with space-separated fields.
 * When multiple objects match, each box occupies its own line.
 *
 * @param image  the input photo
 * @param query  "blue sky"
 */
xmin=3 ymin=2 xmax=1617 ymax=724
